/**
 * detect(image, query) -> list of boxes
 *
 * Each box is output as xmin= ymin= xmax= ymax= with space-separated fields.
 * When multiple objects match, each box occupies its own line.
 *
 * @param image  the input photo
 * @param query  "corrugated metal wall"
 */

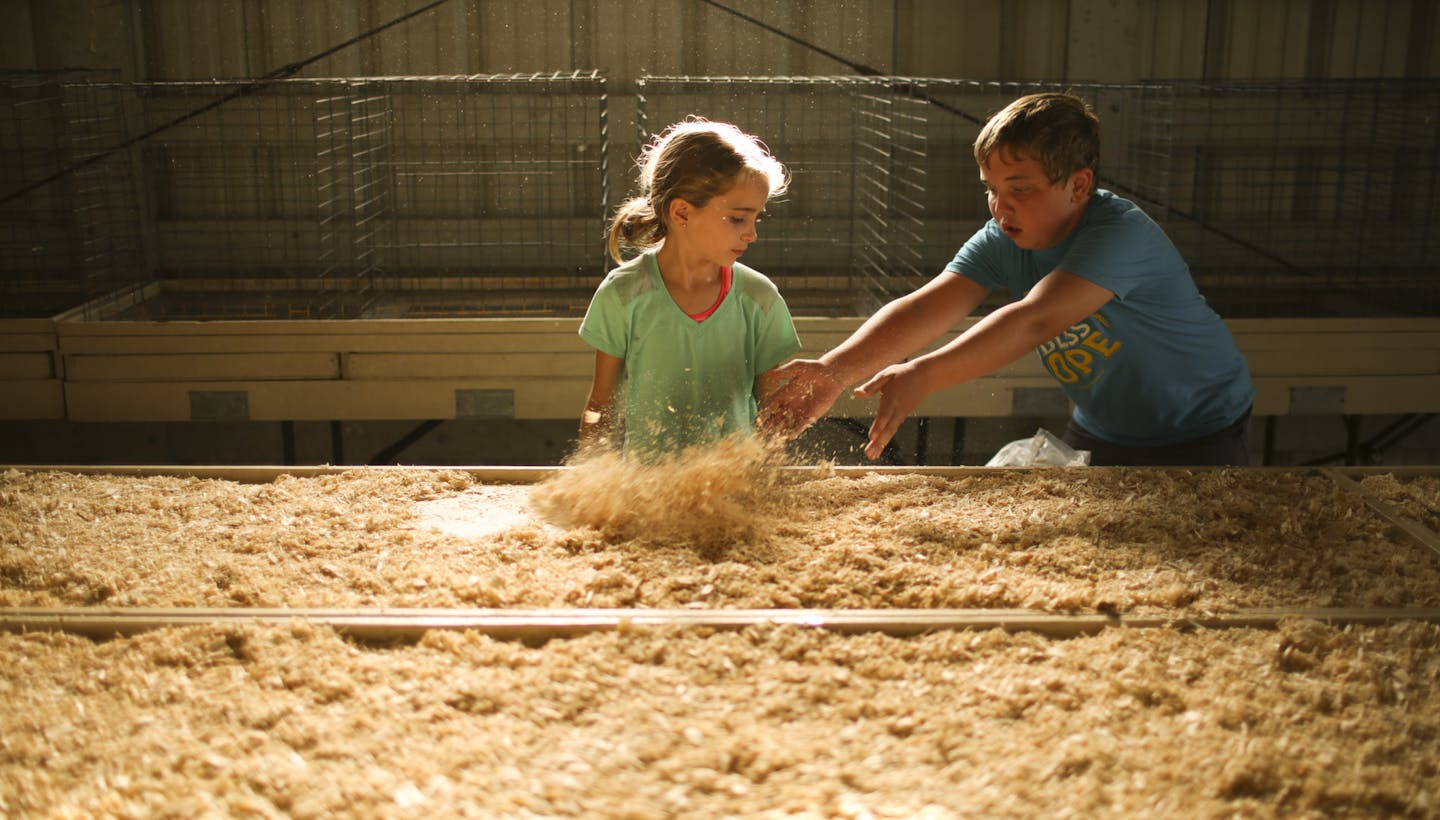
xmin=5 ymin=1 xmax=1437 ymax=84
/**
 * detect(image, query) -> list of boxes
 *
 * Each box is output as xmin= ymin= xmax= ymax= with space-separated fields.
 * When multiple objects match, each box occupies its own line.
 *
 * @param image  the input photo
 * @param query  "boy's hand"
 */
xmin=756 ymin=359 xmax=844 ymax=438
xmin=854 ymin=361 xmax=928 ymax=461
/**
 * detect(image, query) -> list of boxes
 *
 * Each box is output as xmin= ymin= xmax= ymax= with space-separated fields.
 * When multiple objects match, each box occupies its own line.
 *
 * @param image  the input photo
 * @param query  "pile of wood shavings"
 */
xmin=2 ymin=620 xmax=1436 ymax=818
xmin=529 ymin=436 xmax=788 ymax=551
xmin=2 ymin=466 xmax=1439 ymax=613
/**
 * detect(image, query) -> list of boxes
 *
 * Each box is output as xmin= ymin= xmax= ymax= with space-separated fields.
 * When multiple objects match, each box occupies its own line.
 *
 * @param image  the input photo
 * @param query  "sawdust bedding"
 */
xmin=2 ymin=619 xmax=1437 ymax=818
xmin=2 ymin=459 xmax=1438 ymax=613
xmin=3 ymin=456 xmax=1440 ymax=817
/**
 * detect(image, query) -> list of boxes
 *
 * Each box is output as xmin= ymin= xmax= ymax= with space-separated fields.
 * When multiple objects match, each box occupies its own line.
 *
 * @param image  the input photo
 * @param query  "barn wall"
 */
xmin=7 ymin=0 xmax=1437 ymax=84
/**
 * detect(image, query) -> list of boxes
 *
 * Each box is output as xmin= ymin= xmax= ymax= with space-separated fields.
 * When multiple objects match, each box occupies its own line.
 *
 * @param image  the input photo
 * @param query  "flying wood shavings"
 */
xmin=528 ymin=436 xmax=791 ymax=549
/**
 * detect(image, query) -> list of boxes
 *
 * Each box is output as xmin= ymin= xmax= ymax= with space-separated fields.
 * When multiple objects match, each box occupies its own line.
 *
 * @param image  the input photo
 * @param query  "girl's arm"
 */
xmin=579 ymin=350 xmax=624 ymax=451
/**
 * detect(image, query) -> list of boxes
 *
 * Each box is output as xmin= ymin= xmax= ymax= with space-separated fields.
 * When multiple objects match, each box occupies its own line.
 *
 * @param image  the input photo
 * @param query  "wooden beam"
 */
xmin=65 ymin=352 xmax=341 ymax=382
xmin=4 ymin=464 xmax=1438 ymax=484
xmin=0 ymin=353 xmax=55 ymax=379
xmin=4 ymin=606 xmax=1438 ymax=643
xmin=38 ymin=314 xmax=1440 ymax=421
xmin=0 ymin=464 xmax=560 ymax=483
xmin=1323 ymin=468 xmax=1440 ymax=558
xmin=0 ymin=382 xmax=64 ymax=420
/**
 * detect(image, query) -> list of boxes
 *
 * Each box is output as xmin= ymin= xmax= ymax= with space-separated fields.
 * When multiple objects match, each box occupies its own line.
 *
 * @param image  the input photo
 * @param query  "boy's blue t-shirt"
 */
xmin=580 ymin=251 xmax=801 ymax=457
xmin=946 ymin=189 xmax=1253 ymax=447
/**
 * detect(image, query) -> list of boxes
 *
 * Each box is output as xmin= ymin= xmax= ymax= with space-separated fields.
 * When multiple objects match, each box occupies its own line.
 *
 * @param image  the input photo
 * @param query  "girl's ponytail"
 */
xmin=606 ymin=195 xmax=664 ymax=264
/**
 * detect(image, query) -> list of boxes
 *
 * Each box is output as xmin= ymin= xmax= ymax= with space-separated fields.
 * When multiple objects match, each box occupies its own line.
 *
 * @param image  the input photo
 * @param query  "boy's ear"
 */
xmin=1070 ymin=168 xmax=1095 ymax=201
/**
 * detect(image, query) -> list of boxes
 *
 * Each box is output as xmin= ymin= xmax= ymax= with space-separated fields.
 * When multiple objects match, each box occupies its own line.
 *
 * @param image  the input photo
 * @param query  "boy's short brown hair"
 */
xmin=974 ymin=92 xmax=1100 ymax=191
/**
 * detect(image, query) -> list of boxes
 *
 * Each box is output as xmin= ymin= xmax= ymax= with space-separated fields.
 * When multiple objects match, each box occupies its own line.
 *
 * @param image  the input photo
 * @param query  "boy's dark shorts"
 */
xmin=1062 ymin=407 xmax=1252 ymax=467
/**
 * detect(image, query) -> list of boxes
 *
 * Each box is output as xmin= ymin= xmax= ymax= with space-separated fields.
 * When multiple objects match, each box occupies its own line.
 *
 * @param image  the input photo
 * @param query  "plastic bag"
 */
xmin=985 ymin=428 xmax=1090 ymax=467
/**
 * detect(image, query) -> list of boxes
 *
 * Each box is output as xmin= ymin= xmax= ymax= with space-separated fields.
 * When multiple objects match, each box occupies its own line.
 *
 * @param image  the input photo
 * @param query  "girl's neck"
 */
xmin=654 ymin=241 xmax=722 ymax=289
xmin=654 ymin=241 xmax=726 ymax=315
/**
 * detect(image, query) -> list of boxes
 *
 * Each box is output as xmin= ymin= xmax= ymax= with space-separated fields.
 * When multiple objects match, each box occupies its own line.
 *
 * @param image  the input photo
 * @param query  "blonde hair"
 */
xmin=974 ymin=92 xmax=1100 ymax=193
xmin=607 ymin=118 xmax=789 ymax=263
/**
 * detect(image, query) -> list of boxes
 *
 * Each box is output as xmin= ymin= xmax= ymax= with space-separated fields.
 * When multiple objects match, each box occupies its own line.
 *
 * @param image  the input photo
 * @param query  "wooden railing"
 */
xmin=3 ymin=284 xmax=1438 ymax=424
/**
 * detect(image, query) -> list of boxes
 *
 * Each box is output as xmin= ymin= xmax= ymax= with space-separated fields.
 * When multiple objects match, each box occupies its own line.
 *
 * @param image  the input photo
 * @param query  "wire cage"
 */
xmin=52 ymin=72 xmax=611 ymax=321
xmin=1150 ymin=79 xmax=1440 ymax=317
xmin=5 ymin=73 xmax=1436 ymax=322
xmin=0 ymin=70 xmax=145 ymax=319
xmin=379 ymin=75 xmax=611 ymax=317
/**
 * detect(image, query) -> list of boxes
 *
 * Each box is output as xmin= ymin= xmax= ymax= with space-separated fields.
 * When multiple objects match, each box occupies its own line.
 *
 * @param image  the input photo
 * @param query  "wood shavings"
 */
xmin=4 ymin=466 xmax=1440 ymax=612
xmin=1 ymin=622 xmax=1437 ymax=817
xmin=3 ymin=463 xmax=1440 ymax=815
xmin=528 ymin=436 xmax=788 ymax=551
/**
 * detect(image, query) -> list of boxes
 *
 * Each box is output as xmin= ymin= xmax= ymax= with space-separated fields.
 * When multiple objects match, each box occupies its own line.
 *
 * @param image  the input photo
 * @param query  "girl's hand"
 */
xmin=756 ymin=359 xmax=844 ymax=438
xmin=854 ymin=362 xmax=929 ymax=461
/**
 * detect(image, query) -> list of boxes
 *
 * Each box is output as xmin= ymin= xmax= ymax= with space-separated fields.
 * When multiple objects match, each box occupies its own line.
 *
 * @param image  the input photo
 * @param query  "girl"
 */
xmin=577 ymin=118 xmax=799 ymax=460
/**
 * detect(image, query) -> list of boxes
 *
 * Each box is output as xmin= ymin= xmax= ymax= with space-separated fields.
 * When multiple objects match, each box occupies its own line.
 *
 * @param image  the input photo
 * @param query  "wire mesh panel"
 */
xmin=848 ymin=80 xmax=930 ymax=312
xmin=59 ymin=72 xmax=610 ymax=320
xmin=1153 ymin=80 xmax=1440 ymax=317
xmin=7 ymin=73 xmax=1436 ymax=322
xmin=380 ymin=74 xmax=610 ymax=317
xmin=134 ymin=80 xmax=349 ymax=318
xmin=314 ymin=82 xmax=393 ymax=315
xmin=0 ymin=71 xmax=144 ymax=318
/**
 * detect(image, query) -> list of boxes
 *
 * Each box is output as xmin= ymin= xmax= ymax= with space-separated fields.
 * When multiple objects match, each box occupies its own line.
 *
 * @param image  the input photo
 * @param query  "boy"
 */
xmin=759 ymin=92 xmax=1254 ymax=466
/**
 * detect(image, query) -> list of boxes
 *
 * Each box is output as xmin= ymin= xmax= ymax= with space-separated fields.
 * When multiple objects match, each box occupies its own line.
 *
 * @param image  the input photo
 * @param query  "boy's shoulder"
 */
xmin=1087 ymin=189 xmax=1140 ymax=221
xmin=1078 ymin=190 xmax=1165 ymax=239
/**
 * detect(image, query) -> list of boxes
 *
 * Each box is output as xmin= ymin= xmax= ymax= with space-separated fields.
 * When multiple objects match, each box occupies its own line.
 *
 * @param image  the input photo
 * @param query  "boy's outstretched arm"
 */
xmin=856 ymin=269 xmax=1114 ymax=459
xmin=757 ymin=273 xmax=989 ymax=437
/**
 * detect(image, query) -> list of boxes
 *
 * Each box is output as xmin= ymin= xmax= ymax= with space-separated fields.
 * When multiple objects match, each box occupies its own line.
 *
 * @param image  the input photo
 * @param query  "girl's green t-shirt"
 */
xmin=579 ymin=251 xmax=800 ymax=458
